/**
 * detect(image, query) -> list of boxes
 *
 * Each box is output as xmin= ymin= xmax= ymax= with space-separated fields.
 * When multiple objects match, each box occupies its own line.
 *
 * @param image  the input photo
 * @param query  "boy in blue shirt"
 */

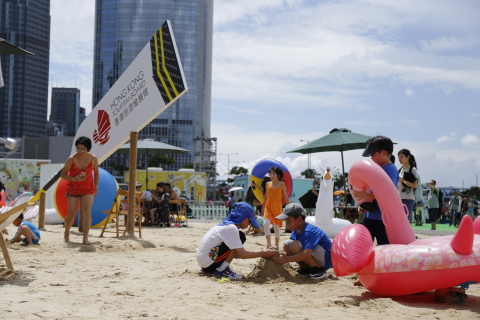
xmin=352 ymin=135 xmax=399 ymax=245
xmin=3 ymin=213 xmax=41 ymax=245
xmin=273 ymin=203 xmax=331 ymax=280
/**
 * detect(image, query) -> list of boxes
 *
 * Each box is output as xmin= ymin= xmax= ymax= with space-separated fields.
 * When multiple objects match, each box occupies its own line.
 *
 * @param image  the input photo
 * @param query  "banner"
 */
xmin=72 ymin=20 xmax=188 ymax=163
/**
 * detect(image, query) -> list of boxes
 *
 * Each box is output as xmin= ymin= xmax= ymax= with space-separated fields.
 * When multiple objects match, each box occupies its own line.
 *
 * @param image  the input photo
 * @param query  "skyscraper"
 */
xmin=50 ymin=87 xmax=80 ymax=135
xmin=0 ymin=0 xmax=50 ymax=137
xmin=92 ymin=0 xmax=213 ymax=172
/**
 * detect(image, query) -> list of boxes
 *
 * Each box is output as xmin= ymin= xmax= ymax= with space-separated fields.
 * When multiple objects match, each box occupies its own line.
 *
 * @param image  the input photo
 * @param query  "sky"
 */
xmin=49 ymin=0 xmax=480 ymax=189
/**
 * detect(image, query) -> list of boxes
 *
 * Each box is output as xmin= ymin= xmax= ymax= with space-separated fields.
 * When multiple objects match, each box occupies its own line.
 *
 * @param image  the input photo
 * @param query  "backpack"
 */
xmin=415 ymin=174 xmax=423 ymax=202
xmin=225 ymin=199 xmax=231 ymax=208
xmin=435 ymin=189 xmax=444 ymax=210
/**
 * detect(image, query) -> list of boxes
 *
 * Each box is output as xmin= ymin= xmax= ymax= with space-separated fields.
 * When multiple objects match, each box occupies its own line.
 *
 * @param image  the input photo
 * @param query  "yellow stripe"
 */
xmin=159 ymin=27 xmax=179 ymax=96
xmin=154 ymin=29 xmax=173 ymax=101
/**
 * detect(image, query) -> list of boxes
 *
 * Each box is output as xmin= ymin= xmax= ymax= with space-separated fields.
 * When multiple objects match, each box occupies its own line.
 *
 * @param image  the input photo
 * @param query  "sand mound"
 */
xmin=247 ymin=257 xmax=307 ymax=284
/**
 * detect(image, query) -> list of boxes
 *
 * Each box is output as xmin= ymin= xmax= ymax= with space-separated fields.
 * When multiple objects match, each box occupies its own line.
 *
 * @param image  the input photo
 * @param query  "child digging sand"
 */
xmin=2 ymin=213 xmax=41 ymax=246
xmin=196 ymin=202 xmax=278 ymax=280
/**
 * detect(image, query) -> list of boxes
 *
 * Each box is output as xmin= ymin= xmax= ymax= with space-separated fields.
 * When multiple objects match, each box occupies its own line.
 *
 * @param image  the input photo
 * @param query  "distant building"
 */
xmin=92 ymin=0 xmax=214 ymax=172
xmin=46 ymin=120 xmax=66 ymax=137
xmin=0 ymin=0 xmax=50 ymax=137
xmin=50 ymin=87 xmax=80 ymax=135
xmin=79 ymin=107 xmax=86 ymax=127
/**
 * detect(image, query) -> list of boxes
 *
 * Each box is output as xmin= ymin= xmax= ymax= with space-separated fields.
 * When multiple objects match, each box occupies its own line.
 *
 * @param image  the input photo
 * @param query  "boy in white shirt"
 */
xmin=196 ymin=202 xmax=278 ymax=280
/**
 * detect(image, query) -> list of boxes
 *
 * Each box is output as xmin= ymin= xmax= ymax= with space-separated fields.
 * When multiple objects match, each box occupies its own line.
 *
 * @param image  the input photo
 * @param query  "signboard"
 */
xmin=72 ymin=20 xmax=188 ymax=164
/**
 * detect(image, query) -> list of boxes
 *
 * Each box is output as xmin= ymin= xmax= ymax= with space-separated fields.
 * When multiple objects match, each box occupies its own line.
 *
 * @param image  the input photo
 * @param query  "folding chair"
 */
xmin=100 ymin=190 xmax=143 ymax=238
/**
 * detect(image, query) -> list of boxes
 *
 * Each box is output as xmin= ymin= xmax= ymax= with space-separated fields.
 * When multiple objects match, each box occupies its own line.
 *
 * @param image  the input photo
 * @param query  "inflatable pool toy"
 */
xmin=45 ymin=208 xmax=63 ymax=224
xmin=349 ymin=159 xmax=415 ymax=244
xmin=54 ymin=168 xmax=117 ymax=228
xmin=332 ymin=159 xmax=480 ymax=296
xmin=305 ymin=165 xmax=351 ymax=238
xmin=250 ymin=159 xmax=292 ymax=204
xmin=332 ymin=216 xmax=480 ymax=296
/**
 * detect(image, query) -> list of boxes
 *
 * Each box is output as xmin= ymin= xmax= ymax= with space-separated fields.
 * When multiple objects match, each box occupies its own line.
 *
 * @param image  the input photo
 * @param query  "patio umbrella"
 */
xmin=117 ymin=138 xmax=189 ymax=189
xmin=287 ymin=128 xmax=371 ymax=196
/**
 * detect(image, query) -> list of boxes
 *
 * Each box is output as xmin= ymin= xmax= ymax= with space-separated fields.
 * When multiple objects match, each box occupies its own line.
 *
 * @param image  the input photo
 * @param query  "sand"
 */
xmin=1 ymin=220 xmax=480 ymax=320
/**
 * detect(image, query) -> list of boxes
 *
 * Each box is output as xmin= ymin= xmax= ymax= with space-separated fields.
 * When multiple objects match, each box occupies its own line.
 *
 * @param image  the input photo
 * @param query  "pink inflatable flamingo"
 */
xmin=332 ymin=159 xmax=480 ymax=296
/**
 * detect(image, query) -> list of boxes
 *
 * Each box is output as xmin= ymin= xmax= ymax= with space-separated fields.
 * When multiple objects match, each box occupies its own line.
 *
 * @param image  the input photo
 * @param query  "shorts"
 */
xmin=428 ymin=208 xmax=439 ymax=222
xmin=144 ymin=201 xmax=152 ymax=212
xmin=202 ymin=231 xmax=246 ymax=273
xmin=66 ymin=193 xmax=94 ymax=198
xmin=23 ymin=237 xmax=40 ymax=245
xmin=284 ymin=239 xmax=326 ymax=268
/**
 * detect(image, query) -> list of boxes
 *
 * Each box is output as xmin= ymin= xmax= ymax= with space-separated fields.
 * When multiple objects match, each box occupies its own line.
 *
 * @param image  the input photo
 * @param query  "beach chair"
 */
xmin=0 ymin=201 xmax=36 ymax=280
xmin=100 ymin=190 xmax=143 ymax=238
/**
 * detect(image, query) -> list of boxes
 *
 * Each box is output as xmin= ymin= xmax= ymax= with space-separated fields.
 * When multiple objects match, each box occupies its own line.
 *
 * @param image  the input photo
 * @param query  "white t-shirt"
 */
xmin=196 ymin=224 xmax=243 ymax=268
xmin=398 ymin=166 xmax=418 ymax=201
xmin=141 ymin=191 xmax=153 ymax=202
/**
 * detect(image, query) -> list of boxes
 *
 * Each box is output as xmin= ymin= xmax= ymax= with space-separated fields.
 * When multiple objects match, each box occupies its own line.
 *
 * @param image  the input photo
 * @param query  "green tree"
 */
xmin=109 ymin=161 xmax=129 ymax=176
xmin=300 ymin=168 xmax=319 ymax=179
xmin=148 ymin=154 xmax=176 ymax=169
xmin=183 ymin=162 xmax=194 ymax=169
xmin=227 ymin=166 xmax=248 ymax=183
xmin=333 ymin=171 xmax=348 ymax=190
xmin=468 ymin=186 xmax=480 ymax=199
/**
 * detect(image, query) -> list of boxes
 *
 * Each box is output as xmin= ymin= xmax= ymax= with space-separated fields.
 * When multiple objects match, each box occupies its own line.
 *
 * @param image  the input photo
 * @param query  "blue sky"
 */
xmin=50 ymin=0 xmax=480 ymax=188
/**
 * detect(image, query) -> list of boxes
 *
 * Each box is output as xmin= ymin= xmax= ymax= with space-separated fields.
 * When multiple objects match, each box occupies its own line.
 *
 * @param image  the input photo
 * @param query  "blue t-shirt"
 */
xmin=365 ymin=163 xmax=399 ymax=221
xmin=290 ymin=222 xmax=332 ymax=270
xmin=23 ymin=221 xmax=41 ymax=239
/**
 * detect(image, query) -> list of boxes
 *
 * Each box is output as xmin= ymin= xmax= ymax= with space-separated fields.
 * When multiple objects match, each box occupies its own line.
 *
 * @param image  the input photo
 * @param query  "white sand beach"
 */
xmin=1 ymin=220 xmax=480 ymax=320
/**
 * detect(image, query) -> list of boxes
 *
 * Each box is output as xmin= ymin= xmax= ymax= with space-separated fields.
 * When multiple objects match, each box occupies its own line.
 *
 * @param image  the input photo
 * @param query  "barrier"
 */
xmin=190 ymin=204 xmax=227 ymax=220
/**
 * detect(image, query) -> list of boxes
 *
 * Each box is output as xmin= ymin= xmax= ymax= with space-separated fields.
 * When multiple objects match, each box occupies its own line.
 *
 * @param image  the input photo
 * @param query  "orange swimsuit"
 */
xmin=263 ymin=182 xmax=284 ymax=227
xmin=65 ymin=159 xmax=95 ymax=196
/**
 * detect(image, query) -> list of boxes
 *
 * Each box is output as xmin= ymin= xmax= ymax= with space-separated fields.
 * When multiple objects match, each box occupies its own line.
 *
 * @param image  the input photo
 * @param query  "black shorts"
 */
xmin=202 ymin=231 xmax=246 ymax=273
xmin=428 ymin=208 xmax=439 ymax=222
xmin=363 ymin=217 xmax=389 ymax=245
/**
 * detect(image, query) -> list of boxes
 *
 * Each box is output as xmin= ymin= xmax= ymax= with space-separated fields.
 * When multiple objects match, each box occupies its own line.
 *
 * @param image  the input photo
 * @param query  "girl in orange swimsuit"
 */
xmin=263 ymin=166 xmax=290 ymax=249
xmin=61 ymin=136 xmax=99 ymax=245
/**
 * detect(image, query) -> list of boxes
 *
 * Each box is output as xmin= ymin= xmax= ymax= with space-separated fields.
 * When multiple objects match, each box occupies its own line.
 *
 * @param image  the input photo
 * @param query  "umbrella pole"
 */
xmin=341 ymin=150 xmax=347 ymax=203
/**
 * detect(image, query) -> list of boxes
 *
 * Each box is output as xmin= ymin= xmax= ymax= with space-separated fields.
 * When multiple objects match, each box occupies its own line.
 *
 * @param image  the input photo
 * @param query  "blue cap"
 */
xmin=218 ymin=202 xmax=259 ymax=228
xmin=362 ymin=143 xmax=380 ymax=157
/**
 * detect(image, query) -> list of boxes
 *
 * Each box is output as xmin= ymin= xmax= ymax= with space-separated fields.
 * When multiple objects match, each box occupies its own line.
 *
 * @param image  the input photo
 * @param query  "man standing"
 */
xmin=425 ymin=180 xmax=440 ymax=230
xmin=449 ymin=190 xmax=461 ymax=227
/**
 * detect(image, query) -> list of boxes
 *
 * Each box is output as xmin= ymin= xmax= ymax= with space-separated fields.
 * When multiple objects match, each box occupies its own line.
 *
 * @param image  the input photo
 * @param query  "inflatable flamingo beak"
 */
xmin=326 ymin=166 xmax=330 ymax=172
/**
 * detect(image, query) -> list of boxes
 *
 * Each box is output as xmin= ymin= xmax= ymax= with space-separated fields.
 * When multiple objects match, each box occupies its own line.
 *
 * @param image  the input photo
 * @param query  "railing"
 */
xmin=189 ymin=203 xmax=228 ymax=220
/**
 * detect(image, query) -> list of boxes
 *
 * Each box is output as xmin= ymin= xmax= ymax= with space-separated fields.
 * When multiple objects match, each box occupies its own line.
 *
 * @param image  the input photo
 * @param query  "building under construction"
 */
xmin=193 ymin=136 xmax=217 ymax=199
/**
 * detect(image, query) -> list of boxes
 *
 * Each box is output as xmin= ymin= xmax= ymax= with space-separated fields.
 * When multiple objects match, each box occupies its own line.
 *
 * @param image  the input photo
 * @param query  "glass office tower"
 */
xmin=0 ymin=0 xmax=50 ymax=137
xmin=93 ymin=0 xmax=213 ymax=172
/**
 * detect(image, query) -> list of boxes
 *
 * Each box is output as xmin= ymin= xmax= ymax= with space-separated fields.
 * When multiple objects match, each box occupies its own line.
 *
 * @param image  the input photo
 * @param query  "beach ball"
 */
xmin=54 ymin=168 xmax=117 ymax=228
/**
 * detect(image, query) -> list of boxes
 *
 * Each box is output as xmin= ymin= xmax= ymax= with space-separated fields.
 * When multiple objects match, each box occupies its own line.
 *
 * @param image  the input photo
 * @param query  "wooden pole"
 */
xmin=38 ymin=192 xmax=46 ymax=231
xmin=127 ymin=131 xmax=138 ymax=237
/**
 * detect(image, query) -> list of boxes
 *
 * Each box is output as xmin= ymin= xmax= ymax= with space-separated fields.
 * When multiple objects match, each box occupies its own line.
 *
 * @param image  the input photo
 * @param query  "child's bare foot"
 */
xmin=64 ymin=235 xmax=70 ymax=243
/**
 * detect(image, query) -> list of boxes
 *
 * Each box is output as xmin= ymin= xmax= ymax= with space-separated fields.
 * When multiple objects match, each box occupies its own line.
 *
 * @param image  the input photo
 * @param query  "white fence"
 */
xmin=190 ymin=204 xmax=228 ymax=220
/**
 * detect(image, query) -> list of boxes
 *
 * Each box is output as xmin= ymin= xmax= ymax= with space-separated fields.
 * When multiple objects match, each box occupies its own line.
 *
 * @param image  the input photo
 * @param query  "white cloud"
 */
xmin=460 ymin=134 xmax=480 ymax=146
xmin=404 ymin=88 xmax=414 ymax=97
xmin=419 ymin=36 xmax=479 ymax=53
xmin=436 ymin=135 xmax=456 ymax=144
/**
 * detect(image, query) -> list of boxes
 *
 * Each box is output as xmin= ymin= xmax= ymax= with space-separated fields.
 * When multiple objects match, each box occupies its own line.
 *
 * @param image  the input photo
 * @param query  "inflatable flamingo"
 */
xmin=332 ymin=159 xmax=480 ymax=296
xmin=305 ymin=166 xmax=351 ymax=238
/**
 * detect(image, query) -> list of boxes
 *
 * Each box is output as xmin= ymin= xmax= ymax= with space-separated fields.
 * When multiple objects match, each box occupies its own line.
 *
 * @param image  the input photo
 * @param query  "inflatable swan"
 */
xmin=305 ymin=166 xmax=351 ymax=238
xmin=332 ymin=159 xmax=480 ymax=296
